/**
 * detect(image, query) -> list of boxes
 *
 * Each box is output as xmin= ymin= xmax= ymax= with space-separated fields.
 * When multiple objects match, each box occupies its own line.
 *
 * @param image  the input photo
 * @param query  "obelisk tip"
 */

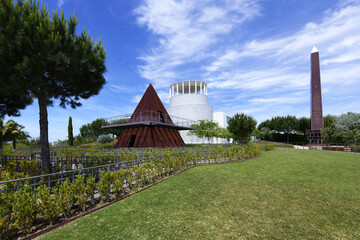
xmin=311 ymin=46 xmax=319 ymax=53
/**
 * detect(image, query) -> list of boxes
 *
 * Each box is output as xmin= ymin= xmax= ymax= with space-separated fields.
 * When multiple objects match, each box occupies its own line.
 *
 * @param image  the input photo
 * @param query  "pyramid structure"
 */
xmin=114 ymin=84 xmax=186 ymax=148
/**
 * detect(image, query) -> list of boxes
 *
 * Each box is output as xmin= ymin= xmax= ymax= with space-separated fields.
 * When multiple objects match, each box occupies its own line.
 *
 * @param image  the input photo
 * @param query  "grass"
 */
xmin=41 ymin=148 xmax=360 ymax=239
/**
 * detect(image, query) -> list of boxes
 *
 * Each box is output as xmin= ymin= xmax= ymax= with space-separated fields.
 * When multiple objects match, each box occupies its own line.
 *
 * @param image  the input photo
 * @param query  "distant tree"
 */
xmin=343 ymin=124 xmax=360 ymax=151
xmin=258 ymin=119 xmax=271 ymax=131
xmin=297 ymin=117 xmax=310 ymax=135
xmin=0 ymin=1 xmax=106 ymax=171
xmin=78 ymin=118 xmax=117 ymax=143
xmin=281 ymin=115 xmax=298 ymax=143
xmin=216 ymin=127 xmax=233 ymax=143
xmin=321 ymin=125 xmax=340 ymax=144
xmin=68 ymin=117 xmax=74 ymax=146
xmin=323 ymin=115 xmax=336 ymax=129
xmin=98 ymin=134 xmax=113 ymax=144
xmin=334 ymin=112 xmax=360 ymax=133
xmin=227 ymin=113 xmax=257 ymax=145
xmin=251 ymin=128 xmax=262 ymax=140
xmin=188 ymin=120 xmax=220 ymax=142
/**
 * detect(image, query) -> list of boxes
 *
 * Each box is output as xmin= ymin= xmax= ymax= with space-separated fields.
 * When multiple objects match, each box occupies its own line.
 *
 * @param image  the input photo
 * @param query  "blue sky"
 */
xmin=5 ymin=0 xmax=360 ymax=142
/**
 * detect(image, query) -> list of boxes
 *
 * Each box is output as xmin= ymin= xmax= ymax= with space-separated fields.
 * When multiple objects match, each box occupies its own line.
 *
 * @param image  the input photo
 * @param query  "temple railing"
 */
xmin=101 ymin=110 xmax=197 ymax=128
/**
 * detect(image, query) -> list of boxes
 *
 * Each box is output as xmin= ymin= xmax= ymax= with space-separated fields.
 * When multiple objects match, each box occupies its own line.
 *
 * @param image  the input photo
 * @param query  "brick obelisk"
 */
xmin=307 ymin=46 xmax=324 ymax=144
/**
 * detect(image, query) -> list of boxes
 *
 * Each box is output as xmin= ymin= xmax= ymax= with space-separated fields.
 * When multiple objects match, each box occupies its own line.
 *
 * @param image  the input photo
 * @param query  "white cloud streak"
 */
xmin=134 ymin=0 xmax=360 ymax=122
xmin=135 ymin=0 xmax=260 ymax=88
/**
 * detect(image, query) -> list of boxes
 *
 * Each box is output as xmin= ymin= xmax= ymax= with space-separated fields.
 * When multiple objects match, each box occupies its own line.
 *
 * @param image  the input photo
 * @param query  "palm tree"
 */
xmin=6 ymin=120 xmax=29 ymax=150
xmin=0 ymin=119 xmax=29 ymax=153
xmin=0 ymin=119 xmax=10 ymax=153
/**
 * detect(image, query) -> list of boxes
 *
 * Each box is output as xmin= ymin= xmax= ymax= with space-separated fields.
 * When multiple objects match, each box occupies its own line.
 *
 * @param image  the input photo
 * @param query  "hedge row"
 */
xmin=0 ymin=144 xmax=270 ymax=239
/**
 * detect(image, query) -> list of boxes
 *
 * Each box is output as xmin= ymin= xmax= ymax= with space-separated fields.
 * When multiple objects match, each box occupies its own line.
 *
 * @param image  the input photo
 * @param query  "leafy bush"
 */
xmin=97 ymin=170 xmax=112 ymax=202
xmin=54 ymin=179 xmax=73 ymax=218
xmin=12 ymin=186 xmax=37 ymax=233
xmin=0 ymin=193 xmax=14 ymax=239
xmin=263 ymin=144 xmax=275 ymax=151
xmin=85 ymin=176 xmax=96 ymax=205
xmin=73 ymin=175 xmax=87 ymax=212
xmin=98 ymin=134 xmax=113 ymax=144
xmin=37 ymin=185 xmax=61 ymax=225
xmin=125 ymin=168 xmax=135 ymax=189
xmin=111 ymin=170 xmax=125 ymax=197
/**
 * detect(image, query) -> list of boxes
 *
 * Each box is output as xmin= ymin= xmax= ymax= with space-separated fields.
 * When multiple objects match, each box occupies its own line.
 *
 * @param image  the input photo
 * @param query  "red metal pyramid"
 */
xmin=114 ymin=84 xmax=186 ymax=148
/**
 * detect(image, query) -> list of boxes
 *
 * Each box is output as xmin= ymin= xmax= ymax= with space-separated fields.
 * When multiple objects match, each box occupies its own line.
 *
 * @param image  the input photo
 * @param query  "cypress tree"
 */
xmin=68 ymin=117 xmax=73 ymax=146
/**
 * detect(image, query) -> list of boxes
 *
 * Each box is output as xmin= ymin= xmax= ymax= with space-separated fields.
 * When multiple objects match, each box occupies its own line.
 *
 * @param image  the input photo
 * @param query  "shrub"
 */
xmin=98 ymin=170 xmax=112 ymax=202
xmin=98 ymin=134 xmax=113 ymax=144
xmin=54 ymin=179 xmax=73 ymax=218
xmin=85 ymin=176 xmax=96 ymax=205
xmin=73 ymin=175 xmax=87 ymax=212
xmin=111 ymin=170 xmax=125 ymax=197
xmin=263 ymin=144 xmax=275 ymax=151
xmin=37 ymin=185 xmax=61 ymax=225
xmin=0 ymin=193 xmax=14 ymax=239
xmin=12 ymin=186 xmax=37 ymax=233
xmin=125 ymin=168 xmax=135 ymax=189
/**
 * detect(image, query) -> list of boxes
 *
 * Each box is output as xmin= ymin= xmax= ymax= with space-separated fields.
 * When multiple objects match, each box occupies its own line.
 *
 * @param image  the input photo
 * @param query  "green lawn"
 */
xmin=41 ymin=149 xmax=360 ymax=239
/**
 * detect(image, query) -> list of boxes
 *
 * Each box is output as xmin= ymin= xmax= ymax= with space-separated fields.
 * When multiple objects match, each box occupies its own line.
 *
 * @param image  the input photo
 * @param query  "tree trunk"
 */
xmin=287 ymin=133 xmax=290 ymax=143
xmin=38 ymin=98 xmax=51 ymax=172
xmin=12 ymin=139 xmax=16 ymax=150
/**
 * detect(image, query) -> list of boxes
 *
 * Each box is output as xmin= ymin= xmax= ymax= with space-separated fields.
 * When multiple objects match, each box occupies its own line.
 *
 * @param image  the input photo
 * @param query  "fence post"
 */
xmin=117 ymin=156 xmax=121 ymax=170
xmin=33 ymin=178 xmax=37 ymax=200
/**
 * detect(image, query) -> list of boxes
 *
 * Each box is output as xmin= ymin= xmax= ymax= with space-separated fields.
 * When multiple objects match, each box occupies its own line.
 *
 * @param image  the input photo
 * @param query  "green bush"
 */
xmin=263 ymin=144 xmax=275 ymax=151
xmin=73 ymin=175 xmax=87 ymax=212
xmin=0 ymin=192 xmax=14 ymax=239
xmin=54 ymin=179 xmax=73 ymax=218
xmin=85 ymin=176 xmax=96 ymax=205
xmin=37 ymin=185 xmax=61 ymax=225
xmin=97 ymin=171 xmax=112 ymax=202
xmin=111 ymin=170 xmax=125 ymax=197
xmin=12 ymin=186 xmax=37 ymax=233
xmin=98 ymin=134 xmax=113 ymax=144
xmin=125 ymin=168 xmax=135 ymax=189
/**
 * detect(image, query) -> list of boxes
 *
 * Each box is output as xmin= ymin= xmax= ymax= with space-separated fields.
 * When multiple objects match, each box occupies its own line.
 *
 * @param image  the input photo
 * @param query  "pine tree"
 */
xmin=228 ymin=113 xmax=257 ymax=145
xmin=0 ymin=1 xmax=106 ymax=171
xmin=68 ymin=116 xmax=73 ymax=146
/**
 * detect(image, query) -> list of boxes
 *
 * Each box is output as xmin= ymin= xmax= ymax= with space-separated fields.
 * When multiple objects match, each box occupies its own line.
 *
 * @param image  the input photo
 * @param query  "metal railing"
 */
xmin=0 ymin=148 xmax=233 ymax=195
xmin=0 ymin=149 xmax=192 ymax=174
xmin=101 ymin=110 xmax=197 ymax=128
xmin=0 ymin=155 xmax=157 ymax=196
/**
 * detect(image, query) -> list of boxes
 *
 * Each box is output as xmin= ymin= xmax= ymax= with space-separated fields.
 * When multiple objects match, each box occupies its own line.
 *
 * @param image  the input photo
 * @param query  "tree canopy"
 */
xmin=227 ymin=113 xmax=257 ymax=145
xmin=0 ymin=0 xmax=106 ymax=171
xmin=188 ymin=120 xmax=221 ymax=142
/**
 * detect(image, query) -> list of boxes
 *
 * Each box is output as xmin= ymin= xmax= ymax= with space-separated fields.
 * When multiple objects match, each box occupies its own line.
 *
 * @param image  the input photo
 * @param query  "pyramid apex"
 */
xmin=311 ymin=46 xmax=319 ymax=53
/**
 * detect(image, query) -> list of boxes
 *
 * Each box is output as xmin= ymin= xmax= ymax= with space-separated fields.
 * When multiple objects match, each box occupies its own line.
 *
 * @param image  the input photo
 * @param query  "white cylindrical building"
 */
xmin=167 ymin=81 xmax=213 ymax=143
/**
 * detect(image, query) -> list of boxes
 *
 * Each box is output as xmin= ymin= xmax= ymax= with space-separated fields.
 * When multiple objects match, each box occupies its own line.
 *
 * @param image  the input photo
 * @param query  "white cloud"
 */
xmin=135 ymin=0 xmax=260 ymax=88
xmin=108 ymin=84 xmax=129 ymax=93
xmin=133 ymin=0 xmax=360 ymax=122
xmin=57 ymin=0 xmax=64 ymax=8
